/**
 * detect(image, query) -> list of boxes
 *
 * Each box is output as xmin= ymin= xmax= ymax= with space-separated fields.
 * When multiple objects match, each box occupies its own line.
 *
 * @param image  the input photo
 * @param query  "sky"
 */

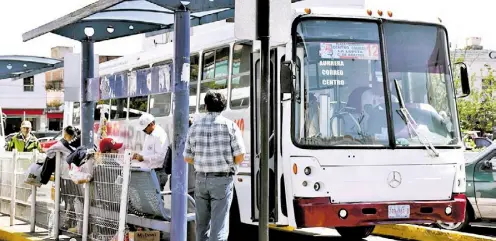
xmin=0 ymin=0 xmax=494 ymax=58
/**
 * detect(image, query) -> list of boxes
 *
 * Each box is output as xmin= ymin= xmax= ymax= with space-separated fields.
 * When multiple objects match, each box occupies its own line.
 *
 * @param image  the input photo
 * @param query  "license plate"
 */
xmin=388 ymin=205 xmax=410 ymax=219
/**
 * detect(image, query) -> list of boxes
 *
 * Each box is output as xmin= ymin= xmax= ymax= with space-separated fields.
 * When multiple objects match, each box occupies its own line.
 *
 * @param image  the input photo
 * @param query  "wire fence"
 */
xmin=14 ymin=152 xmax=36 ymax=222
xmin=88 ymin=153 xmax=126 ymax=241
xmin=0 ymin=152 xmax=14 ymax=216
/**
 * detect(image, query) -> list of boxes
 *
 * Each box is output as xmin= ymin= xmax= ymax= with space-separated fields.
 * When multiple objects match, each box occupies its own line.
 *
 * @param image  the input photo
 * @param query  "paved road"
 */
xmin=270 ymin=229 xmax=404 ymax=241
xmin=465 ymin=224 xmax=496 ymax=238
xmin=230 ymin=224 xmax=405 ymax=241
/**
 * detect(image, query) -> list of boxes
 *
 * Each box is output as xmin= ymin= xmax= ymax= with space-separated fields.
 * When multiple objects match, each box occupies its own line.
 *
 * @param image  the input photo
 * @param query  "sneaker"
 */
xmin=24 ymin=176 xmax=42 ymax=188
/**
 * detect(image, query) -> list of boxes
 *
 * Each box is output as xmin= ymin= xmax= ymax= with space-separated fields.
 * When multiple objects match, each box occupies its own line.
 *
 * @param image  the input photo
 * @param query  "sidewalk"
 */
xmin=0 ymin=214 xmax=76 ymax=241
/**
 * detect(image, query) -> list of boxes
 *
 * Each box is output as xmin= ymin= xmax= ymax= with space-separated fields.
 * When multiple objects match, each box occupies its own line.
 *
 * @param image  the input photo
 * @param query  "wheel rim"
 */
xmin=436 ymin=221 xmax=462 ymax=230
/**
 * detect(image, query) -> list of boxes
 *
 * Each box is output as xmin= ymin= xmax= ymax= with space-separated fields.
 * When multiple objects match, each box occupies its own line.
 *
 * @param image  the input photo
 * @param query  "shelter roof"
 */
xmin=22 ymin=0 xmax=234 ymax=43
xmin=0 ymin=55 xmax=63 ymax=80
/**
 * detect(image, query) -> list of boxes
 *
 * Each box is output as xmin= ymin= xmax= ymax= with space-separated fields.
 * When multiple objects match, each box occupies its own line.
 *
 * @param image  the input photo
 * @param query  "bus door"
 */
xmin=251 ymin=48 xmax=280 ymax=223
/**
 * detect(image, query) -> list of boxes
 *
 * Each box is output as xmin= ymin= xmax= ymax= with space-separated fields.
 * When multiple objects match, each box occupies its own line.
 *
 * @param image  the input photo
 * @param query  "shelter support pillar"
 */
xmin=81 ymin=40 xmax=96 ymax=147
xmin=257 ymin=0 xmax=270 ymax=240
xmin=171 ymin=7 xmax=191 ymax=241
xmin=81 ymin=39 xmax=95 ymax=241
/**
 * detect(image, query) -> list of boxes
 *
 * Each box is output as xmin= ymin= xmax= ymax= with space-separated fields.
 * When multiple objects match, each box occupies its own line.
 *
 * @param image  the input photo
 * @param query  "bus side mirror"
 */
xmin=457 ymin=62 xmax=470 ymax=98
xmin=281 ymin=61 xmax=294 ymax=94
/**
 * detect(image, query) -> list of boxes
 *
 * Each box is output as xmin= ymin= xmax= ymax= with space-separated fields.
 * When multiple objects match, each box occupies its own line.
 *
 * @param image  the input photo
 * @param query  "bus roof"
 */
xmin=99 ymin=2 xmax=445 ymax=76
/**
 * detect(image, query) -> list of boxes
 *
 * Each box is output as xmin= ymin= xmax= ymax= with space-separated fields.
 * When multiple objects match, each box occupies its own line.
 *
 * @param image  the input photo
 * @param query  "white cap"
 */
xmin=137 ymin=113 xmax=155 ymax=130
xmin=21 ymin=121 xmax=32 ymax=129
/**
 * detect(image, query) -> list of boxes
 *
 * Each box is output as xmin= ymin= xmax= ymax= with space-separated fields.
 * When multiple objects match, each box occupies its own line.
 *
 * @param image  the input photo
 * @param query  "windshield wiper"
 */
xmin=393 ymin=79 xmax=439 ymax=157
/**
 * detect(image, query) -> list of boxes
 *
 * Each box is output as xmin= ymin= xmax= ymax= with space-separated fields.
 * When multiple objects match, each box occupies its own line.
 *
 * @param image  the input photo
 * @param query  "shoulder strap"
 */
xmin=60 ymin=140 xmax=75 ymax=154
xmin=164 ymin=144 xmax=173 ymax=174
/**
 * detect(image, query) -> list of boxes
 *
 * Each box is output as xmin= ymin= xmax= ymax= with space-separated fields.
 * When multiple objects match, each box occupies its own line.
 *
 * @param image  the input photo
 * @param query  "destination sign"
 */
xmin=319 ymin=42 xmax=380 ymax=60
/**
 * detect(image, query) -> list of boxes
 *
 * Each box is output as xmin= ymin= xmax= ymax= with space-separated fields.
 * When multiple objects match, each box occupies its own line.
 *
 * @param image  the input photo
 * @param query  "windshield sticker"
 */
xmin=319 ymin=42 xmax=380 ymax=60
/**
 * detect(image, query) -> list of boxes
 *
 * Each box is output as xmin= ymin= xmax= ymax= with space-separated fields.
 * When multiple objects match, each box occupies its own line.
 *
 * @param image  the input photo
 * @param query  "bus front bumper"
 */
xmin=293 ymin=194 xmax=466 ymax=227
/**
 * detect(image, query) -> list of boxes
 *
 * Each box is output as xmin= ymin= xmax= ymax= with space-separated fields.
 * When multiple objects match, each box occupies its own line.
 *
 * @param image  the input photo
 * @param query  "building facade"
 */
xmin=451 ymin=37 xmax=496 ymax=92
xmin=0 ymin=73 xmax=47 ymax=135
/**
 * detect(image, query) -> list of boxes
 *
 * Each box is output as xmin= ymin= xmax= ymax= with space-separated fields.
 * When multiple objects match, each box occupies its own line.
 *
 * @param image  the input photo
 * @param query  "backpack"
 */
xmin=65 ymin=146 xmax=88 ymax=167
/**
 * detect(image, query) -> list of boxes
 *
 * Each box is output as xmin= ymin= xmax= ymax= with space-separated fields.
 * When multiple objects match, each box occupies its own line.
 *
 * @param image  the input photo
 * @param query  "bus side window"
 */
xmin=112 ymin=98 xmax=127 ymax=120
xmin=128 ymin=96 xmax=148 ymax=118
xmin=149 ymin=93 xmax=172 ymax=117
xmin=199 ymin=47 xmax=229 ymax=112
xmin=94 ymin=99 xmax=110 ymax=121
xmin=230 ymin=43 xmax=252 ymax=109
xmin=190 ymin=54 xmax=199 ymax=113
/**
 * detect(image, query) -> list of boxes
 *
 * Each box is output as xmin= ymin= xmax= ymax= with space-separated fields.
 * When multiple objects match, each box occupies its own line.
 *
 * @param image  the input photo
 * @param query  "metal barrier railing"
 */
xmin=0 ymin=151 xmax=15 ymax=220
xmin=0 ymin=149 xmax=136 ymax=241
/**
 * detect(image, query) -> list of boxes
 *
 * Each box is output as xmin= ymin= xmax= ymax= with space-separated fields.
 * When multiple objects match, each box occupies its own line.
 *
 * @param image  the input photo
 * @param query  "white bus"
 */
xmin=65 ymin=3 xmax=471 ymax=239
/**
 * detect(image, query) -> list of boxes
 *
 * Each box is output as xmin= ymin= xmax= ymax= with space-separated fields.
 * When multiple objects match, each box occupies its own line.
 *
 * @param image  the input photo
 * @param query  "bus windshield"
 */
xmin=382 ymin=22 xmax=459 ymax=147
xmin=292 ymin=19 xmax=460 ymax=147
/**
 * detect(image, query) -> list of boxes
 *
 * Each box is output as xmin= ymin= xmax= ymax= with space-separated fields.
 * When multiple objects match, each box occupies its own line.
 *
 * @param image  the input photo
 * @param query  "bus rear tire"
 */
xmin=335 ymin=226 xmax=375 ymax=239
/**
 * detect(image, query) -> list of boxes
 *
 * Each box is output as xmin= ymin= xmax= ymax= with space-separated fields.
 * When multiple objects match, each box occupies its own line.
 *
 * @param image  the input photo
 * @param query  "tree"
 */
xmin=453 ymin=58 xmax=496 ymax=135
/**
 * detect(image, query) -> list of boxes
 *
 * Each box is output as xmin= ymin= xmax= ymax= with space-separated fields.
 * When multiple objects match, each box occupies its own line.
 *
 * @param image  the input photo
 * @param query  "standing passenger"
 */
xmin=6 ymin=120 xmax=43 ymax=153
xmin=132 ymin=113 xmax=169 ymax=189
xmin=184 ymin=91 xmax=246 ymax=241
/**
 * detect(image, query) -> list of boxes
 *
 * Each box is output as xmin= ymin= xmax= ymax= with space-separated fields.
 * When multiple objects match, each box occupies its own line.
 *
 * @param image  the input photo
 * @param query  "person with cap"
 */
xmin=133 ymin=112 xmax=169 ymax=189
xmin=99 ymin=137 xmax=124 ymax=153
xmin=6 ymin=120 xmax=43 ymax=153
xmin=66 ymin=137 xmax=124 ymax=168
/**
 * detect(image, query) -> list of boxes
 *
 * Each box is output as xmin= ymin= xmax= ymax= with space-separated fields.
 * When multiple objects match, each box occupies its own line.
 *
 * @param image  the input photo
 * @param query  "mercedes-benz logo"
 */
xmin=387 ymin=171 xmax=402 ymax=188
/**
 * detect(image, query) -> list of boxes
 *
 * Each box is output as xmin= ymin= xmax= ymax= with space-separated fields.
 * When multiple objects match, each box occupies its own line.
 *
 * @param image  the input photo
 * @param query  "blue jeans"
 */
xmin=195 ymin=173 xmax=234 ymax=241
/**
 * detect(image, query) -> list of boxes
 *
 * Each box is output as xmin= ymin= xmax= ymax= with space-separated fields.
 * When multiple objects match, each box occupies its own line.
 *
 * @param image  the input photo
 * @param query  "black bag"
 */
xmin=65 ymin=146 xmax=88 ymax=167
xmin=164 ymin=144 xmax=173 ymax=174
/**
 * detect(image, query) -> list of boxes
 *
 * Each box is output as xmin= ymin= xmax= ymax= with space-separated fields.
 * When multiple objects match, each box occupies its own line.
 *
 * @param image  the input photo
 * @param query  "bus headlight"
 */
xmin=304 ymin=167 xmax=311 ymax=175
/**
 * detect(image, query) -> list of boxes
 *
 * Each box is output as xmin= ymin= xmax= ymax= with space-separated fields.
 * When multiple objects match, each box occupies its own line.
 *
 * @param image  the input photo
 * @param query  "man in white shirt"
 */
xmin=133 ymin=113 xmax=169 ymax=189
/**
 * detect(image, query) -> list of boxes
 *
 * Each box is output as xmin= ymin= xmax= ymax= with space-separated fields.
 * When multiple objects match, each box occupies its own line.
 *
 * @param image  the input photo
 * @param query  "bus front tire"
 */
xmin=335 ymin=226 xmax=375 ymax=239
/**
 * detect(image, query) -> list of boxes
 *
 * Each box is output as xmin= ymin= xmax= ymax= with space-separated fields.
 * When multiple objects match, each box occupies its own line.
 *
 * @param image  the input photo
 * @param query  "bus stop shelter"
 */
xmin=21 ymin=1 xmax=237 ymax=240
xmin=0 ymin=55 xmax=63 ymax=137
xmin=0 ymin=55 xmax=63 ymax=80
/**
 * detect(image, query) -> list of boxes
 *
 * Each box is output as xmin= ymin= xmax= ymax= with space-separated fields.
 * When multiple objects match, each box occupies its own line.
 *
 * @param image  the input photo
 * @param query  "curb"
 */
xmin=0 ymin=226 xmax=38 ymax=241
xmin=373 ymin=224 xmax=496 ymax=241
